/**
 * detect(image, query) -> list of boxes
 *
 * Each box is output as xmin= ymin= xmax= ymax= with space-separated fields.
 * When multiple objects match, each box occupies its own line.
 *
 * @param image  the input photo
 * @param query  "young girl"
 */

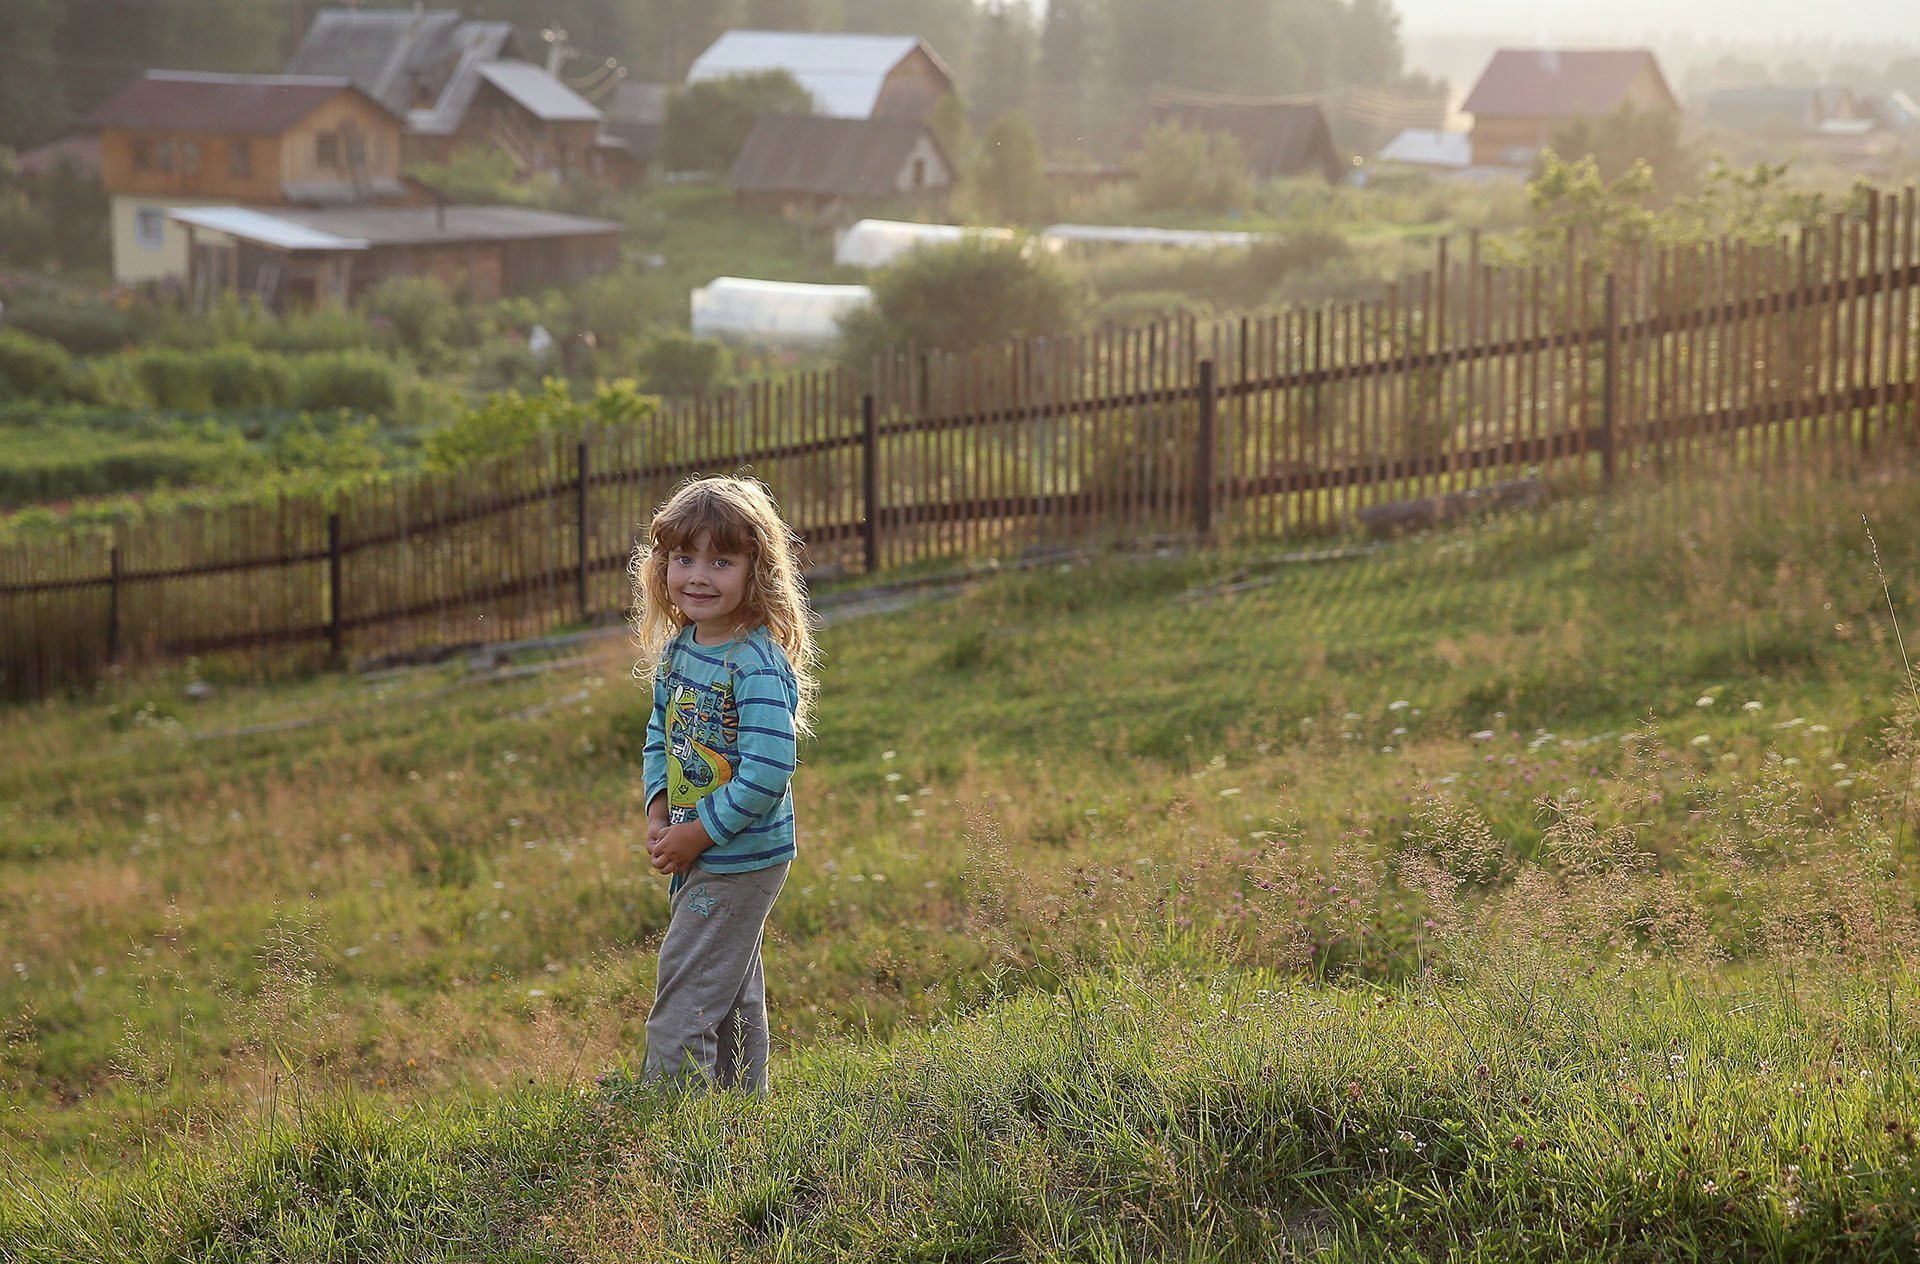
xmin=629 ymin=475 xmax=817 ymax=1091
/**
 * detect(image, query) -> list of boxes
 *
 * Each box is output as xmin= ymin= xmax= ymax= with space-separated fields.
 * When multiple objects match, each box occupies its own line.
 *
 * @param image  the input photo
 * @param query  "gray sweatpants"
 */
xmin=643 ymin=861 xmax=789 ymax=1091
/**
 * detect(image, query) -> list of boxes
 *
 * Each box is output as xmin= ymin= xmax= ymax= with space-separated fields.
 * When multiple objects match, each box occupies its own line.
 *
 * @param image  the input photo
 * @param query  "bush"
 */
xmin=199 ymin=344 xmax=295 ymax=410
xmin=361 ymin=275 xmax=457 ymax=360
xmin=130 ymin=347 xmax=215 ymax=410
xmin=636 ymin=331 xmax=729 ymax=399
xmin=1133 ymin=122 xmax=1253 ymax=215
xmin=291 ymin=350 xmax=401 ymax=415
xmin=837 ymin=237 xmax=1081 ymax=369
xmin=0 ymin=327 xmax=80 ymax=400
xmin=0 ymin=425 xmax=259 ymax=509
xmin=4 ymin=293 xmax=136 ymax=355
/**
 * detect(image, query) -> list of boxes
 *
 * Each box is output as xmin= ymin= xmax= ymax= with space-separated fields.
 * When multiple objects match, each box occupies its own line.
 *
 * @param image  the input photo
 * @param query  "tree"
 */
xmin=837 ymin=237 xmax=1080 ymax=370
xmin=972 ymin=111 xmax=1049 ymax=223
xmin=969 ymin=1 xmax=1035 ymax=123
xmin=662 ymin=70 xmax=814 ymax=173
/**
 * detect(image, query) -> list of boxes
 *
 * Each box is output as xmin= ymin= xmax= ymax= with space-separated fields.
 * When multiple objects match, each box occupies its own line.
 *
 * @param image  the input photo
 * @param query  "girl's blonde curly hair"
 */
xmin=629 ymin=475 xmax=818 ymax=732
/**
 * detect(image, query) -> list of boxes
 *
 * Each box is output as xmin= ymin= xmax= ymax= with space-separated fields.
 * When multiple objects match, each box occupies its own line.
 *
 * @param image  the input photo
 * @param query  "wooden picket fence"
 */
xmin=4 ymin=187 xmax=1918 ymax=700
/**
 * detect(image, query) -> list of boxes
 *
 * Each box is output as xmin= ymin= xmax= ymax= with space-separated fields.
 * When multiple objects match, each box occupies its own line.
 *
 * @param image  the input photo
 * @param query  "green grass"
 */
xmin=6 ymin=457 xmax=1920 ymax=1259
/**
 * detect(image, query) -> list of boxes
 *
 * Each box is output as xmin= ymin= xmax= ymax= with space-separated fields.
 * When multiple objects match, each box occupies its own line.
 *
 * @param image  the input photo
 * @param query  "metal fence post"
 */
xmin=327 ymin=511 xmax=343 ymax=659
xmin=1194 ymin=358 xmax=1217 ymax=541
xmin=107 ymin=544 xmax=122 ymax=665
xmin=575 ymin=439 xmax=590 ymax=620
xmin=1602 ymin=273 xmax=1619 ymax=483
xmin=861 ymin=392 xmax=880 ymax=573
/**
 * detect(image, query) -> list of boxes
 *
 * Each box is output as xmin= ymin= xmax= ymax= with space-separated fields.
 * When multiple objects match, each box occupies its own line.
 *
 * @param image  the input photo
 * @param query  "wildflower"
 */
xmin=1691 ymin=735 xmax=1713 ymax=746
xmin=1472 ymin=730 xmax=1495 ymax=741
xmin=1389 ymin=700 xmax=1411 ymax=711
xmin=1743 ymin=701 xmax=1763 ymax=712
xmin=1696 ymin=696 xmax=1716 ymax=708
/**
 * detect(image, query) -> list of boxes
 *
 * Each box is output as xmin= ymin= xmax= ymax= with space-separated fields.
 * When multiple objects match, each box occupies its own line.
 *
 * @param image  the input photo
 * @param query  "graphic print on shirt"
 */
xmin=665 ymin=680 xmax=740 ymax=825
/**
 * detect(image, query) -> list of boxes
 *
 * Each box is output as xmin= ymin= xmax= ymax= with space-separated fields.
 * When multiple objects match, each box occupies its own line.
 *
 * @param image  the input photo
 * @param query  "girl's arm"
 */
xmin=694 ymin=661 xmax=797 ymax=847
xmin=642 ymin=671 xmax=669 ymax=812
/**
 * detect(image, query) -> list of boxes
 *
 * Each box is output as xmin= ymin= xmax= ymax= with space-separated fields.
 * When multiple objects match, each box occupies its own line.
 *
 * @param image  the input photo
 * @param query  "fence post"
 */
xmin=327 ymin=511 xmax=343 ymax=659
xmin=107 ymin=544 xmax=122 ymax=665
xmin=1601 ymin=273 xmax=1619 ymax=483
xmin=860 ymin=393 xmax=880 ymax=573
xmin=575 ymin=439 xmax=590 ymax=620
xmin=1194 ymin=358 xmax=1217 ymax=541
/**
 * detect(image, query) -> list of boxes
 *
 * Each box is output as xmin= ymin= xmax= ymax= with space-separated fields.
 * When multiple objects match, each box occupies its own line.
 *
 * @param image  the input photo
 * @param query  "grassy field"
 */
xmin=6 ymin=456 xmax=1920 ymax=1260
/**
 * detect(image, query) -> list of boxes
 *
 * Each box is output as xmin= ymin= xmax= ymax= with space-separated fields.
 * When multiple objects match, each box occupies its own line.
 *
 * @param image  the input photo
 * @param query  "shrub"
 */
xmin=636 ymin=331 xmax=730 ymax=399
xmin=1133 ymin=122 xmax=1253 ymax=215
xmin=199 ymin=344 xmax=295 ymax=410
xmin=0 ymin=426 xmax=259 ymax=510
xmin=0 ymin=328 xmax=80 ymax=400
xmin=130 ymin=347 xmax=214 ymax=410
xmin=361 ymin=275 xmax=457 ymax=360
xmin=291 ymin=350 xmax=400 ymax=415
xmin=837 ymin=237 xmax=1081 ymax=369
xmin=4 ymin=294 xmax=135 ymax=355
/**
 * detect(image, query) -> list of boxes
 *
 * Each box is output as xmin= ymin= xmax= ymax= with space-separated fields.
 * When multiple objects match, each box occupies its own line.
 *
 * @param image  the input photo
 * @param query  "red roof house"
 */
xmin=1461 ymin=49 xmax=1678 ymax=168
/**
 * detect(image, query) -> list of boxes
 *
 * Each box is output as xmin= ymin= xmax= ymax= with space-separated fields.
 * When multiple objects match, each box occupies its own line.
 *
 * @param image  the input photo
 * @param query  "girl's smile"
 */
xmin=667 ymin=531 xmax=751 ymax=642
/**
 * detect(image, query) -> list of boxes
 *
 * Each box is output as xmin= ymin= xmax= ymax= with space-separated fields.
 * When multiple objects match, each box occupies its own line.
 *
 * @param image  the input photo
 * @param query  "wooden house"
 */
xmin=687 ymin=31 xmax=954 ymax=121
xmin=1461 ymin=49 xmax=1677 ymax=169
xmin=727 ymin=115 xmax=953 ymax=217
xmin=89 ymin=71 xmax=406 ymax=284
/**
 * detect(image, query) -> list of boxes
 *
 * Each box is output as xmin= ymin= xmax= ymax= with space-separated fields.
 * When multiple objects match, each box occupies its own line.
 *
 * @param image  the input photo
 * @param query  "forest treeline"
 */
xmin=0 ymin=0 xmax=1435 ymax=158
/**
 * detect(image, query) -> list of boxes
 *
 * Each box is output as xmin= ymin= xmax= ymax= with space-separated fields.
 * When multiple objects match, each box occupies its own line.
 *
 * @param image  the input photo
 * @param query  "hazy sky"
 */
xmin=1392 ymin=0 xmax=1909 ymax=44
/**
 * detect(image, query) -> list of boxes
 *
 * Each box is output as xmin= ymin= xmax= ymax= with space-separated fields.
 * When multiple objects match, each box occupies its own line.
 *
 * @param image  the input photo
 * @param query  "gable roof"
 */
xmin=88 ymin=71 xmax=395 ymax=135
xmin=1378 ymin=128 xmax=1471 ymax=168
xmin=476 ymin=61 xmax=601 ymax=122
xmin=729 ymin=114 xmax=946 ymax=199
xmin=688 ymin=30 xmax=946 ymax=119
xmin=1462 ymin=49 xmax=1674 ymax=120
xmin=288 ymin=8 xmax=516 ymax=135
xmin=1146 ymin=96 xmax=1342 ymax=180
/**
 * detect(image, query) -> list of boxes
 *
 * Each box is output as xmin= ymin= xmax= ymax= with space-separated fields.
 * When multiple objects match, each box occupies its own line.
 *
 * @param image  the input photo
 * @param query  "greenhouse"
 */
xmin=689 ymin=277 xmax=874 ymax=347
xmin=833 ymin=218 xmax=1017 ymax=269
xmin=1035 ymin=224 xmax=1264 ymax=253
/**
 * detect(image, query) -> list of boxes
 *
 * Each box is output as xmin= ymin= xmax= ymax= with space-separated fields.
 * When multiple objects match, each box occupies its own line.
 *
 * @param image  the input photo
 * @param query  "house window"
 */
xmin=229 ymin=139 xmax=251 ymax=178
xmin=130 ymin=137 xmax=150 ymax=171
xmin=316 ymin=132 xmax=340 ymax=169
xmin=181 ymin=140 xmax=200 ymax=174
xmin=154 ymin=140 xmax=176 ymax=173
xmin=911 ymin=157 xmax=927 ymax=188
xmin=134 ymin=207 xmax=165 ymax=250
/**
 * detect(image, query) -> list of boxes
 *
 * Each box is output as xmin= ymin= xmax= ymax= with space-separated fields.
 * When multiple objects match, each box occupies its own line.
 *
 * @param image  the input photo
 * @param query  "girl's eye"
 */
xmin=712 ymin=558 xmax=731 ymax=568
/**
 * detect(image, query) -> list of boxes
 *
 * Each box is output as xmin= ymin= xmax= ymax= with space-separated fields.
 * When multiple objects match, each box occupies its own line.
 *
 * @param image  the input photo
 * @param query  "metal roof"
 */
xmin=1461 ymin=49 xmax=1674 ymax=120
xmin=477 ymin=61 xmax=601 ymax=122
xmin=1378 ymin=128 xmax=1471 ymax=168
xmin=89 ymin=71 xmax=392 ymax=135
xmin=167 ymin=207 xmax=368 ymax=252
xmin=687 ymin=30 xmax=931 ymax=119
xmin=164 ymin=204 xmax=620 ymax=251
xmin=1036 ymin=225 xmax=1263 ymax=251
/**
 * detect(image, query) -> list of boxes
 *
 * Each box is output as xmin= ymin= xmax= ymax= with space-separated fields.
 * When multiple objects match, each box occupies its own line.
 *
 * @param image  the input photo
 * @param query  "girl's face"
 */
xmin=664 ymin=530 xmax=752 ymax=642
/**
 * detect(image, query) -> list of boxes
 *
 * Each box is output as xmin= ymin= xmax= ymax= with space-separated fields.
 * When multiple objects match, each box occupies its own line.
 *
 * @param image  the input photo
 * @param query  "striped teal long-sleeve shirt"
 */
xmin=644 ymin=624 xmax=798 ymax=875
